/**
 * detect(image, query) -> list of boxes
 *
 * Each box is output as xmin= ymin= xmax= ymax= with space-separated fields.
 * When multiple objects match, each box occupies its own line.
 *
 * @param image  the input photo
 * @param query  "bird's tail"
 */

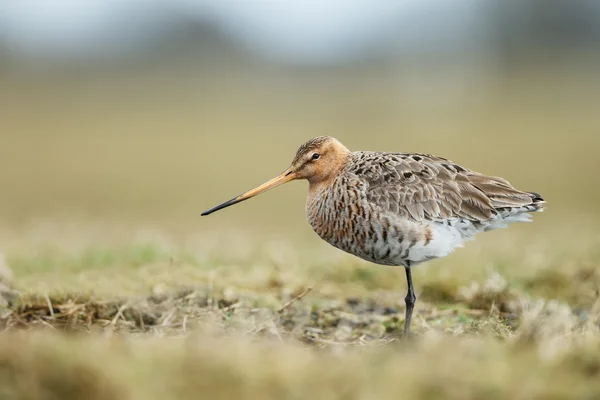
xmin=526 ymin=191 xmax=546 ymax=212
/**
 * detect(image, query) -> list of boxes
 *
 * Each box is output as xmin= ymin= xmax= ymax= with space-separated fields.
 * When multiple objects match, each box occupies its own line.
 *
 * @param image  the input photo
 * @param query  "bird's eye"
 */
xmin=311 ymin=153 xmax=320 ymax=160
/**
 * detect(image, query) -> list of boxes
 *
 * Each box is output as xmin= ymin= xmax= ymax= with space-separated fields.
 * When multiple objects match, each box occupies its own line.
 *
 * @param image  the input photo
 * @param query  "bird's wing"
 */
xmin=352 ymin=152 xmax=539 ymax=222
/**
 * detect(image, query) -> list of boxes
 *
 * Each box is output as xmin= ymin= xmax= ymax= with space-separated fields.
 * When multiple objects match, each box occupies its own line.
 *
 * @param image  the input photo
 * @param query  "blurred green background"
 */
xmin=1 ymin=0 xmax=599 ymax=238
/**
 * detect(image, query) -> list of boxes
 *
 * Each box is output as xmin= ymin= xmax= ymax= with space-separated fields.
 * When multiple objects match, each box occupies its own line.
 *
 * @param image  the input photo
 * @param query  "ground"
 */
xmin=0 ymin=220 xmax=599 ymax=399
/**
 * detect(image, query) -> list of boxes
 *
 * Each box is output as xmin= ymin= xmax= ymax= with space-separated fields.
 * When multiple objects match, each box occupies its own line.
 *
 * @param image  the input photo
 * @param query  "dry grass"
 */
xmin=0 ymin=62 xmax=600 ymax=398
xmin=0 ymin=223 xmax=598 ymax=399
xmin=0 ymin=329 xmax=599 ymax=400
xmin=0 ymin=289 xmax=599 ymax=400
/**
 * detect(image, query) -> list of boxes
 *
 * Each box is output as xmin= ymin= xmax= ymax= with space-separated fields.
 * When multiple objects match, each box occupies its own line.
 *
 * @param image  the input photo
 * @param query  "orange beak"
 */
xmin=201 ymin=167 xmax=297 ymax=216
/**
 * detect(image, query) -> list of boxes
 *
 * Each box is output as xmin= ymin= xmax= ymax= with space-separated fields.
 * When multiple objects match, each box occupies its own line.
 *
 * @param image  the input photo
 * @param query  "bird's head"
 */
xmin=201 ymin=136 xmax=350 ymax=216
xmin=289 ymin=136 xmax=350 ymax=183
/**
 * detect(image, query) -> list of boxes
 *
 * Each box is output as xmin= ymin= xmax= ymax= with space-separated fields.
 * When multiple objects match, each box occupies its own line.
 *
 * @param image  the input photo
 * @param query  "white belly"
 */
xmin=406 ymin=209 xmax=538 ymax=266
xmin=404 ymin=223 xmax=465 ymax=265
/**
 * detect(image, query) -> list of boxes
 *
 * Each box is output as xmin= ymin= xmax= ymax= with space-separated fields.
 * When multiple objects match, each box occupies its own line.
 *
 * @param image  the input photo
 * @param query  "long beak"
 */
xmin=201 ymin=167 xmax=296 ymax=216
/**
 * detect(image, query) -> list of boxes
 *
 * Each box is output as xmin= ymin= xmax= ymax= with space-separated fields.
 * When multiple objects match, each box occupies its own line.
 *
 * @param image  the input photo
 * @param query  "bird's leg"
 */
xmin=403 ymin=264 xmax=416 ymax=337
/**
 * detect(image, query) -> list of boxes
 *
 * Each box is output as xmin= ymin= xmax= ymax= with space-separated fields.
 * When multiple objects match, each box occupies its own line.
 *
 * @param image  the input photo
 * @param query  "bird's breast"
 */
xmin=305 ymin=177 xmax=470 ymax=267
xmin=306 ymin=179 xmax=420 ymax=266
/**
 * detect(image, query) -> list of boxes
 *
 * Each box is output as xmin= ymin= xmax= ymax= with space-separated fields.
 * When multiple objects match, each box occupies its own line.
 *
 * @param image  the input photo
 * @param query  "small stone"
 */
xmin=152 ymin=283 xmax=168 ymax=296
xmin=222 ymin=287 xmax=237 ymax=302
xmin=0 ymin=282 xmax=17 ymax=305
xmin=0 ymin=253 xmax=13 ymax=284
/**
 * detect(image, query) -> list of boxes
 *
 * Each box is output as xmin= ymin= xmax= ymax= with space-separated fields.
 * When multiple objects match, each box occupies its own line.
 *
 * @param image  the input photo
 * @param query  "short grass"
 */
xmin=1 ymin=62 xmax=600 ymax=399
xmin=1 ymin=222 xmax=599 ymax=399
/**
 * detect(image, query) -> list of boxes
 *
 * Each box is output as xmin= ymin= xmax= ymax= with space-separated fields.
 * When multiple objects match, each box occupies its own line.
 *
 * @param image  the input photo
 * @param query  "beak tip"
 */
xmin=201 ymin=169 xmax=293 ymax=218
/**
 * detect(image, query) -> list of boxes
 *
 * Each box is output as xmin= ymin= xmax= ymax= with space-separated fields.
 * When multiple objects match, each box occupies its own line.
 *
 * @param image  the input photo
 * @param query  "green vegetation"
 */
xmin=1 ymin=224 xmax=598 ymax=399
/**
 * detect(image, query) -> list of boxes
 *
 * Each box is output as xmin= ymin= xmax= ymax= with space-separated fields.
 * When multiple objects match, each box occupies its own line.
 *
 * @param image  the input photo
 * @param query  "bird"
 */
xmin=201 ymin=136 xmax=545 ymax=335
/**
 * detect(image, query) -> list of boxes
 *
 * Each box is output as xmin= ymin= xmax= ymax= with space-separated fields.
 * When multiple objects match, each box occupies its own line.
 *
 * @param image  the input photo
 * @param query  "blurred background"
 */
xmin=1 ymin=0 xmax=599 ymax=237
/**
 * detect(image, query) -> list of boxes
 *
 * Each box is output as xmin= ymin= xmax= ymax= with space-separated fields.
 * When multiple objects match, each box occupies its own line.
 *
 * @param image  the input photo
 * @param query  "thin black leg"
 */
xmin=403 ymin=265 xmax=416 ymax=336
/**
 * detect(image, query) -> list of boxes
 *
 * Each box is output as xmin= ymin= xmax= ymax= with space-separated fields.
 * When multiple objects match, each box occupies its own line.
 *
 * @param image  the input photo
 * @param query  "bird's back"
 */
xmin=306 ymin=151 xmax=545 ymax=267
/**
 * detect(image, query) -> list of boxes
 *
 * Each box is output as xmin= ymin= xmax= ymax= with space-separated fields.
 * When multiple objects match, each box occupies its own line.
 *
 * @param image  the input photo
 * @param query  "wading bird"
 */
xmin=201 ymin=137 xmax=545 ymax=335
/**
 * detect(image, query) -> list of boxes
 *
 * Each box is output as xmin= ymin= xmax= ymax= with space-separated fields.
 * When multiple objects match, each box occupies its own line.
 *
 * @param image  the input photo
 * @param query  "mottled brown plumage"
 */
xmin=351 ymin=151 xmax=541 ymax=222
xmin=202 ymin=136 xmax=545 ymax=335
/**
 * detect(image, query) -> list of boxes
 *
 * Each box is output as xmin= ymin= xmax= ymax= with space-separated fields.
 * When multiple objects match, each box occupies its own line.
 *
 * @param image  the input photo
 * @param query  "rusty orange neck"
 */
xmin=306 ymin=151 xmax=351 ymax=202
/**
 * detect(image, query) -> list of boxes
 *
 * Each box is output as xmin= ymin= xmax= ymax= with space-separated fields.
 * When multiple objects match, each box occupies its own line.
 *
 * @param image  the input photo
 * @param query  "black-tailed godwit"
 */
xmin=202 ymin=136 xmax=545 ymax=335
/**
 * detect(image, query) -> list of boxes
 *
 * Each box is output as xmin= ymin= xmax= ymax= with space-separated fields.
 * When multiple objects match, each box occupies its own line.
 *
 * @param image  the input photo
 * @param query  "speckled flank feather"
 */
xmin=306 ymin=148 xmax=545 ymax=267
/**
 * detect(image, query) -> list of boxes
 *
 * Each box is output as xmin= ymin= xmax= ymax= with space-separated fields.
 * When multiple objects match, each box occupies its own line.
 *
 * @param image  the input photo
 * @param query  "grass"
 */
xmin=3 ymin=331 xmax=600 ymax=400
xmin=0 ymin=223 xmax=599 ymax=399
xmin=1 ymin=62 xmax=600 ymax=398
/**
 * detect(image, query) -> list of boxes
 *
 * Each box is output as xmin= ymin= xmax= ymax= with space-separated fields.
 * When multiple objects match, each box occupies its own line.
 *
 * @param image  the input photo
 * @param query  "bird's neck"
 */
xmin=309 ymin=151 xmax=349 ymax=184
xmin=306 ymin=152 xmax=350 ymax=203
xmin=307 ymin=180 xmax=331 ymax=204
